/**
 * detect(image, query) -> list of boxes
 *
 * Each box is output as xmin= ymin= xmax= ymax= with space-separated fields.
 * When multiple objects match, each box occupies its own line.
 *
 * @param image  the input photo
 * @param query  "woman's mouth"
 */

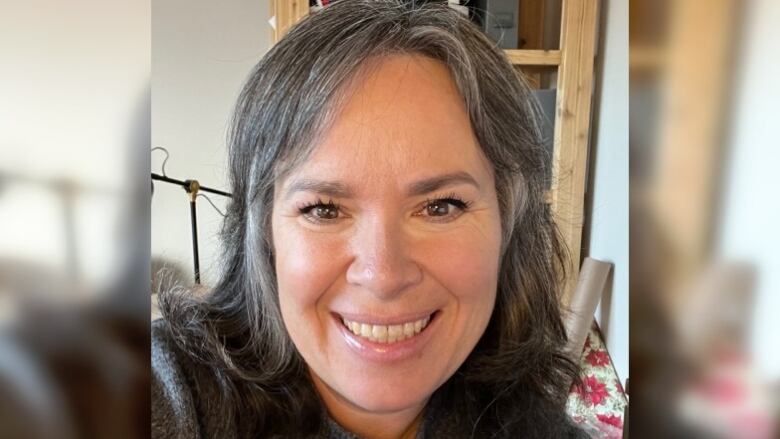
xmin=333 ymin=311 xmax=440 ymax=362
xmin=340 ymin=314 xmax=432 ymax=344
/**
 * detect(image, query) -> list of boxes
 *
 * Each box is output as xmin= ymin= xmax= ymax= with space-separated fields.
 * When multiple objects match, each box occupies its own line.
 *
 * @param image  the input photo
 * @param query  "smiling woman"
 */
xmin=272 ymin=54 xmax=505 ymax=435
xmin=153 ymin=1 xmax=584 ymax=438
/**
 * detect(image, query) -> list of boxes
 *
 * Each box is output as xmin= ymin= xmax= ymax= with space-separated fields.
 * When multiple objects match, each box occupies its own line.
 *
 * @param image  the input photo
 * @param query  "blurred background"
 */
xmin=631 ymin=0 xmax=779 ymax=437
xmin=0 ymin=0 xmax=777 ymax=437
xmin=0 ymin=1 xmax=151 ymax=437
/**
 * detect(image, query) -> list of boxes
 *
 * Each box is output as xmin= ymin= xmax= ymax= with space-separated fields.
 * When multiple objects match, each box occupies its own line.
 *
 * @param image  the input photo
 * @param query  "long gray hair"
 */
xmin=160 ymin=0 xmax=577 ymax=436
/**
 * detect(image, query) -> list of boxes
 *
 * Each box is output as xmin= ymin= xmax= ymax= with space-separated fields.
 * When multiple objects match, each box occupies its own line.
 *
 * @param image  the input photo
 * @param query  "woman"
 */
xmin=153 ymin=1 xmax=584 ymax=437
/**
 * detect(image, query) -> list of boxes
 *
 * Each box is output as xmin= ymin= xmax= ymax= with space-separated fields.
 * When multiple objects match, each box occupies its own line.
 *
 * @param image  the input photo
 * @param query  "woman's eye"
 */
xmin=419 ymin=197 xmax=471 ymax=221
xmin=426 ymin=200 xmax=453 ymax=216
xmin=299 ymin=201 xmax=341 ymax=223
xmin=313 ymin=205 xmax=339 ymax=219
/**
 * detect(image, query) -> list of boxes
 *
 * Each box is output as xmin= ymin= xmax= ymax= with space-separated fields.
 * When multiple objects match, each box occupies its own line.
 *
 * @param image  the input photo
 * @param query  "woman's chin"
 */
xmin=348 ymin=394 xmax=427 ymax=414
xmin=337 ymin=380 xmax=432 ymax=414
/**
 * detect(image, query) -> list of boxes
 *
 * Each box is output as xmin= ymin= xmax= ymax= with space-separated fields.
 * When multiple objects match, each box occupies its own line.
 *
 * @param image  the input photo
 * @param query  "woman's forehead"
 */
xmin=278 ymin=54 xmax=493 ymax=196
xmin=333 ymin=54 xmax=469 ymax=136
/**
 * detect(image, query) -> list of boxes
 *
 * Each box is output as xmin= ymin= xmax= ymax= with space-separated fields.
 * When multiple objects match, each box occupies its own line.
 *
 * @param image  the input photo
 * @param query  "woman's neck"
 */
xmin=311 ymin=373 xmax=427 ymax=439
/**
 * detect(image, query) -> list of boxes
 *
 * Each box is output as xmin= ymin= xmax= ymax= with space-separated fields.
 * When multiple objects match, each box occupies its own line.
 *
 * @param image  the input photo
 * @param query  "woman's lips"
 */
xmin=332 ymin=311 xmax=439 ymax=362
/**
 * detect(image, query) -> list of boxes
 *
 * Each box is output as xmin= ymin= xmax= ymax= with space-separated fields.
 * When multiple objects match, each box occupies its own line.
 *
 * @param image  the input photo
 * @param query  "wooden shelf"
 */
xmin=504 ymin=49 xmax=561 ymax=66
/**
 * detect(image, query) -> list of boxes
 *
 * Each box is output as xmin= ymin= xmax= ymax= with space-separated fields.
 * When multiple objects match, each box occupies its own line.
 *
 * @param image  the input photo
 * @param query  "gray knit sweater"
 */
xmin=152 ymin=319 xmax=587 ymax=438
xmin=153 ymin=319 xmax=414 ymax=438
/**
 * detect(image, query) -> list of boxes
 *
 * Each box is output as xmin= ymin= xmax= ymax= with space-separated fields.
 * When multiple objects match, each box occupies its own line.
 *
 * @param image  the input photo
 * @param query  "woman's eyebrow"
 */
xmin=284 ymin=171 xmax=480 ymax=200
xmin=283 ymin=179 xmax=354 ymax=200
xmin=406 ymin=171 xmax=480 ymax=196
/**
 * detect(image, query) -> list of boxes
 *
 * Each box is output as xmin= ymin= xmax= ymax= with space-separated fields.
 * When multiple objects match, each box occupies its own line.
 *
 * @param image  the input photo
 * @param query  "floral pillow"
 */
xmin=567 ymin=322 xmax=628 ymax=439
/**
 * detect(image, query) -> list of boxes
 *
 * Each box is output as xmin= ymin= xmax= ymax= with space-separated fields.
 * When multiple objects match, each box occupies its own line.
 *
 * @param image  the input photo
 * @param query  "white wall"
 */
xmin=152 ymin=0 xmax=271 ymax=286
xmin=717 ymin=0 xmax=780 ymax=381
xmin=585 ymin=0 xmax=629 ymax=384
xmin=0 ymin=0 xmax=150 ymax=290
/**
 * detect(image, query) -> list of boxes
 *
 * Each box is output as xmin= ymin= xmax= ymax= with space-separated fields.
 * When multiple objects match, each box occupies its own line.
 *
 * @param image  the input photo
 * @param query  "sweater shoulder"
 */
xmin=152 ymin=319 xmax=235 ymax=439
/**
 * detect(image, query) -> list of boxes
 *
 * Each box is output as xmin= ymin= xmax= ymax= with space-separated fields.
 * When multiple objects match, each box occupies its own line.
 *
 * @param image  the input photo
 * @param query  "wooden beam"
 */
xmin=272 ymin=0 xmax=310 ymax=43
xmin=517 ymin=0 xmax=547 ymax=87
xmin=550 ymin=0 xmax=600 ymax=304
xmin=518 ymin=0 xmax=546 ymax=49
xmin=505 ymin=49 xmax=561 ymax=66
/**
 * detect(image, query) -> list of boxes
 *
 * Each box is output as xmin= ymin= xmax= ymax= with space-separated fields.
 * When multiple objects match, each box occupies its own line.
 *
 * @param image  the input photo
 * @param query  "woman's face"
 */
xmin=272 ymin=55 xmax=502 ymax=416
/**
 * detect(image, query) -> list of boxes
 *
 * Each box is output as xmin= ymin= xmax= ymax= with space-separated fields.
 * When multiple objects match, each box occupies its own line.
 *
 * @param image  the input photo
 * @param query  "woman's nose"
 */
xmin=345 ymin=218 xmax=423 ymax=299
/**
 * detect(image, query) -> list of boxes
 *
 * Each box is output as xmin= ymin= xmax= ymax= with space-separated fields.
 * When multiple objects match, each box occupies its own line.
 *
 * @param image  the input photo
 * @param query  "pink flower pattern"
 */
xmin=575 ymin=375 xmax=609 ymax=406
xmin=586 ymin=350 xmax=611 ymax=367
xmin=597 ymin=414 xmax=623 ymax=429
xmin=566 ymin=323 xmax=628 ymax=438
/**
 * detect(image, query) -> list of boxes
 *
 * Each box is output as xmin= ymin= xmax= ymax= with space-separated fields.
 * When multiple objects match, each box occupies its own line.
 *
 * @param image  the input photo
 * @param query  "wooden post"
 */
xmin=550 ymin=0 xmax=600 ymax=304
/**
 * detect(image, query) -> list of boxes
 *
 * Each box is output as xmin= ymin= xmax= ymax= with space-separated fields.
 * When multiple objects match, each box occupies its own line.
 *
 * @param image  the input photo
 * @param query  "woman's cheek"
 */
xmin=275 ymin=224 xmax=346 ymax=304
xmin=419 ymin=225 xmax=502 ymax=301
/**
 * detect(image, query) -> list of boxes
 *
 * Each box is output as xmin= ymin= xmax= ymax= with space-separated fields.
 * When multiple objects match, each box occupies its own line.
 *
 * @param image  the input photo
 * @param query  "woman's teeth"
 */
xmin=341 ymin=315 xmax=431 ymax=343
